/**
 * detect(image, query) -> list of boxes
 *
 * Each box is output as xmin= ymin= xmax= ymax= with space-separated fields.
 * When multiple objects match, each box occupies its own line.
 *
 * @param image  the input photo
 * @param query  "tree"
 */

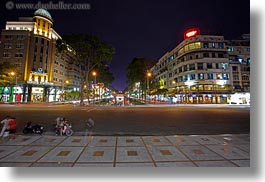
xmin=0 ymin=63 xmax=19 ymax=86
xmin=126 ymin=57 xmax=156 ymax=97
xmin=56 ymin=34 xmax=115 ymax=105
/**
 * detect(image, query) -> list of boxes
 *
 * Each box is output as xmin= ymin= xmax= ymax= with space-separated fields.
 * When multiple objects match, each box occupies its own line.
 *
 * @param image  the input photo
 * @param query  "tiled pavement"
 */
xmin=0 ymin=134 xmax=250 ymax=167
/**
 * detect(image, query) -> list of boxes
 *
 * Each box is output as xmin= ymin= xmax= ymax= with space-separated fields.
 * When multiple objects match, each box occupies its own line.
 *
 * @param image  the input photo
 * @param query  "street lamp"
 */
xmin=9 ymin=71 xmax=18 ymax=103
xmin=146 ymin=72 xmax=152 ymax=103
xmin=92 ymin=71 xmax=97 ymax=104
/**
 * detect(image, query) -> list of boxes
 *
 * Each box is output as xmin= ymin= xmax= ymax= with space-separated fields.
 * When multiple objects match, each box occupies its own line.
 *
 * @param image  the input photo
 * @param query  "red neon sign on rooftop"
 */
xmin=184 ymin=28 xmax=200 ymax=39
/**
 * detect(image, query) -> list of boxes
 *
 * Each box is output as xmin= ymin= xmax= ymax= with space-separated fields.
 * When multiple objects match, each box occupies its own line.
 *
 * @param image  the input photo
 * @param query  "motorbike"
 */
xmin=22 ymin=121 xmax=44 ymax=134
xmin=54 ymin=121 xmax=73 ymax=136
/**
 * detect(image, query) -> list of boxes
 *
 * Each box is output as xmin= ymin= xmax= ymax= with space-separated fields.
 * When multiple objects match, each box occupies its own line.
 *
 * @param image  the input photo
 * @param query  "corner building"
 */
xmin=151 ymin=29 xmax=233 ymax=104
xmin=0 ymin=9 xmax=80 ymax=102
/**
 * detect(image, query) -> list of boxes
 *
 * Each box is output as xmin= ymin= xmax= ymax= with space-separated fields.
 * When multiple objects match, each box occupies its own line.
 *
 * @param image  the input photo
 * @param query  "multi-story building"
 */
xmin=0 ymin=9 xmax=80 ymax=102
xmin=150 ymin=28 xmax=250 ymax=104
xmin=226 ymin=34 xmax=250 ymax=93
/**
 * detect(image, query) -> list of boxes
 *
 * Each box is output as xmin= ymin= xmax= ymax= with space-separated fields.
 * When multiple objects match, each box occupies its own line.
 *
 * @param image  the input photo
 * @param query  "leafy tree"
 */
xmin=126 ymin=57 xmax=156 ymax=97
xmin=56 ymin=34 xmax=115 ymax=105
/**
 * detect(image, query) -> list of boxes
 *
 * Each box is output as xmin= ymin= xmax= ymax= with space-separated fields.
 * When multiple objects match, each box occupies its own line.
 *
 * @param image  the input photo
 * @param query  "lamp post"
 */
xmin=92 ymin=71 xmax=97 ymax=104
xmin=146 ymin=72 xmax=152 ymax=104
xmin=10 ymin=72 xmax=17 ymax=103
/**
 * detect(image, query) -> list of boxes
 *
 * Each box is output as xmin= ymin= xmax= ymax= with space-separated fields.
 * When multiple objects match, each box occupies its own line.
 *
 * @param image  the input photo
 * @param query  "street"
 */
xmin=0 ymin=104 xmax=250 ymax=136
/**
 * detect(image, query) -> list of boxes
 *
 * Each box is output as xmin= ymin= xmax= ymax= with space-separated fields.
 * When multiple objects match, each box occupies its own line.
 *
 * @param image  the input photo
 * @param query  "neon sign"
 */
xmin=184 ymin=28 xmax=200 ymax=39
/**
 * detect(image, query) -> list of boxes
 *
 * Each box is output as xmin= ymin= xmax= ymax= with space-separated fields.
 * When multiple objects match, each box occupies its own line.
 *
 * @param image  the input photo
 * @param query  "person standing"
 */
xmin=0 ymin=116 xmax=11 ymax=137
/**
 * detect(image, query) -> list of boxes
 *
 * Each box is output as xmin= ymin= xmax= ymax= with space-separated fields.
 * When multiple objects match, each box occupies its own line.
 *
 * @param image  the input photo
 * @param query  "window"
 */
xmin=194 ymin=42 xmax=201 ymax=48
xmin=218 ymin=53 xmax=224 ymax=58
xmin=178 ymin=76 xmax=183 ymax=82
xmin=4 ymin=44 xmax=12 ymax=49
xmin=212 ymin=43 xmax=215 ymax=48
xmin=216 ymin=73 xmax=222 ymax=79
xmin=198 ymin=73 xmax=204 ymax=80
xmin=190 ymin=74 xmax=196 ymax=80
xmin=15 ymin=53 xmax=23 ymax=58
xmin=232 ymin=66 xmax=238 ymax=71
xmin=197 ymin=63 xmax=204 ymax=70
xmin=203 ymin=42 xmax=209 ymax=48
xmin=207 ymin=74 xmax=214 ymax=79
xmin=179 ymin=67 xmax=183 ymax=73
xmin=218 ymin=43 xmax=224 ymax=49
xmin=3 ymin=52 xmax=10 ymax=58
xmin=222 ymin=63 xmax=228 ymax=70
xmin=222 ymin=73 xmax=229 ymax=80
xmin=189 ymin=64 xmax=195 ymax=70
xmin=212 ymin=53 xmax=216 ymax=58
xmin=184 ymin=65 xmax=188 ymax=72
xmin=242 ymin=75 xmax=249 ymax=81
xmin=16 ymin=44 xmax=24 ymax=49
xmin=5 ymin=35 xmax=12 ymax=39
xmin=215 ymin=63 xmax=219 ymax=69
xmin=207 ymin=63 xmax=213 ymax=69
xmin=169 ymin=73 xmax=173 ymax=78
xmin=203 ymin=53 xmax=209 ymax=57
xmin=233 ymin=75 xmax=239 ymax=80
xmin=184 ymin=75 xmax=189 ymax=81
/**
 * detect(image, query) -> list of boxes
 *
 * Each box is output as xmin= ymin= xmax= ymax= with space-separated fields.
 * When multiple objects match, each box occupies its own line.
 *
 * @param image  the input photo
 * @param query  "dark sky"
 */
xmin=0 ymin=0 xmax=250 ymax=91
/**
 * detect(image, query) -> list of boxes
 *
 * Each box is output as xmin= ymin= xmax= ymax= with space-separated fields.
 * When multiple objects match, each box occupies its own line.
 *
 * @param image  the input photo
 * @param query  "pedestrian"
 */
xmin=0 ymin=116 xmax=12 ymax=137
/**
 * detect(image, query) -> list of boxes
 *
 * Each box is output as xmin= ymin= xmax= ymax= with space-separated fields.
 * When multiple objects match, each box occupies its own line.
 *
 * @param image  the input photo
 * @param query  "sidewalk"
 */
xmin=0 ymin=134 xmax=249 ymax=167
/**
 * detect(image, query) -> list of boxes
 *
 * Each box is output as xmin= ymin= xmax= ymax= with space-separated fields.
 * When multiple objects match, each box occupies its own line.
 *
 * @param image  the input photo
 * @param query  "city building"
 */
xmin=0 ymin=9 xmax=80 ymax=103
xmin=150 ymin=28 xmax=250 ymax=104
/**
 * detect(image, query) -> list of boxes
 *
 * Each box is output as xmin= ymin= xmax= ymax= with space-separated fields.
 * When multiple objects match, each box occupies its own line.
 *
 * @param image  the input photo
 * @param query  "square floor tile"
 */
xmin=59 ymin=136 xmax=90 ymax=147
xmin=231 ymin=160 xmax=250 ymax=167
xmin=195 ymin=161 xmax=237 ymax=167
xmin=0 ymin=163 xmax=32 ymax=167
xmin=3 ymin=136 xmax=42 ymax=146
xmin=116 ymin=147 xmax=152 ymax=163
xmin=115 ymin=163 xmax=154 ymax=167
xmin=0 ymin=146 xmax=23 ymax=159
xmin=77 ymin=147 xmax=115 ymax=163
xmin=166 ymin=136 xmax=199 ymax=146
xmin=0 ymin=146 xmax=52 ymax=162
xmin=156 ymin=162 xmax=196 ymax=167
xmin=31 ymin=162 xmax=73 ymax=167
xmin=147 ymin=146 xmax=189 ymax=162
xmin=211 ymin=135 xmax=250 ymax=145
xmin=89 ymin=136 xmax=116 ymax=147
xmin=179 ymin=145 xmax=224 ymax=161
xmin=38 ymin=147 xmax=83 ymax=163
xmin=235 ymin=144 xmax=250 ymax=153
xmin=205 ymin=145 xmax=249 ymax=160
xmin=74 ymin=163 xmax=114 ymax=167
xmin=30 ymin=136 xmax=66 ymax=146
xmin=194 ymin=136 xmax=223 ymax=145
xmin=117 ymin=137 xmax=144 ymax=147
xmin=142 ymin=136 xmax=171 ymax=146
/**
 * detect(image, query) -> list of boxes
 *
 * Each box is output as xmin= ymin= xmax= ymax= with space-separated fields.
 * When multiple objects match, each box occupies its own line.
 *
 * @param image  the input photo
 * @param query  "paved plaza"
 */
xmin=0 ymin=134 xmax=250 ymax=167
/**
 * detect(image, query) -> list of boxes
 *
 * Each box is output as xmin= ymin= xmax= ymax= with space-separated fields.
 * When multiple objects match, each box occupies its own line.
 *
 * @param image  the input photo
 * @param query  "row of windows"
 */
xmin=3 ymin=53 xmax=24 ymax=58
xmin=4 ymin=43 xmax=25 ymax=49
xmin=157 ymin=52 xmax=226 ymax=71
xmin=176 ymin=73 xmax=229 ymax=82
xmin=4 ymin=35 xmax=25 ymax=40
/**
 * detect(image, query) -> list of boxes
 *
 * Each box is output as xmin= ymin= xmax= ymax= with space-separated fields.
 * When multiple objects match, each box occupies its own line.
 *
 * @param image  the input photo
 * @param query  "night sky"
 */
xmin=0 ymin=0 xmax=250 ymax=91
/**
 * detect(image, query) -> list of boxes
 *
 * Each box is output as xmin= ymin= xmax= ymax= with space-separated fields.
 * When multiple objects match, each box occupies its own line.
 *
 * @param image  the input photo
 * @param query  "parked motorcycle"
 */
xmin=22 ymin=121 xmax=44 ymax=134
xmin=54 ymin=120 xmax=73 ymax=136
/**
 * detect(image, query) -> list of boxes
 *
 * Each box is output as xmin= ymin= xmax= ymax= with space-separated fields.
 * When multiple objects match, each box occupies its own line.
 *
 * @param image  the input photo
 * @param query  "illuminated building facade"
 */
xmin=150 ymin=28 xmax=244 ymax=104
xmin=0 ymin=9 xmax=80 ymax=102
xmin=226 ymin=34 xmax=250 ymax=93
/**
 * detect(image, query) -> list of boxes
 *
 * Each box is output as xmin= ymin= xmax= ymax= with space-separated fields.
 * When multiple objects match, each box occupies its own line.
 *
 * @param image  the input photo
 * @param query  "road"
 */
xmin=0 ymin=104 xmax=250 ymax=136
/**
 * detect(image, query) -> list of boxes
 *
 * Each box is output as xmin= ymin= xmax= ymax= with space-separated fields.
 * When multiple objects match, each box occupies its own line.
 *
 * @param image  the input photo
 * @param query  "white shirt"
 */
xmin=1 ymin=119 xmax=11 ymax=128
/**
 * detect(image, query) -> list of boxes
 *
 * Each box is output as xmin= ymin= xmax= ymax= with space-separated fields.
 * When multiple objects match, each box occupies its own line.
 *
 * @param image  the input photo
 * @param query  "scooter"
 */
xmin=54 ymin=121 xmax=73 ymax=136
xmin=22 ymin=121 xmax=44 ymax=134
